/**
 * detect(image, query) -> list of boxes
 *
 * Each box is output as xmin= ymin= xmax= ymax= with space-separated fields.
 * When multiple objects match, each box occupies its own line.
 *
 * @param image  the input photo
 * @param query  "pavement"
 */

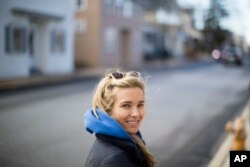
xmin=207 ymin=100 xmax=250 ymax=167
xmin=0 ymin=57 xmax=211 ymax=93
xmin=0 ymin=57 xmax=249 ymax=167
xmin=0 ymin=67 xmax=104 ymax=94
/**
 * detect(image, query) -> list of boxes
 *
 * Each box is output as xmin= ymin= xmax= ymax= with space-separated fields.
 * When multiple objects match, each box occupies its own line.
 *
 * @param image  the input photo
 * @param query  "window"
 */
xmin=104 ymin=0 xmax=113 ymax=5
xmin=104 ymin=27 xmax=117 ymax=53
xmin=123 ymin=0 xmax=133 ymax=18
xmin=76 ymin=0 xmax=87 ymax=10
xmin=50 ymin=29 xmax=65 ymax=54
xmin=114 ymin=0 xmax=124 ymax=13
xmin=104 ymin=0 xmax=113 ymax=12
xmin=75 ymin=19 xmax=87 ymax=33
xmin=5 ymin=24 xmax=27 ymax=54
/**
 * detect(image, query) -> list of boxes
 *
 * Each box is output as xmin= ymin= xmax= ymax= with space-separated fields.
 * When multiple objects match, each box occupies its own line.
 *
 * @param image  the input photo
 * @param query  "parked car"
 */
xmin=144 ymin=47 xmax=171 ymax=61
xmin=212 ymin=46 xmax=243 ymax=66
xmin=221 ymin=47 xmax=243 ymax=66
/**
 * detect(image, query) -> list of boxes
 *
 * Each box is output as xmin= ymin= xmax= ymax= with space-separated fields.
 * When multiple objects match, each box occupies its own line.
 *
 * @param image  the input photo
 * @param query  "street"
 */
xmin=0 ymin=63 xmax=249 ymax=167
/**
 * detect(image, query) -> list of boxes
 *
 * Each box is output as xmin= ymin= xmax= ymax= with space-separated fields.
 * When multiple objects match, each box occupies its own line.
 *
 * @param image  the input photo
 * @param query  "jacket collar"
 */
xmin=84 ymin=108 xmax=132 ymax=141
xmin=96 ymin=134 xmax=146 ymax=164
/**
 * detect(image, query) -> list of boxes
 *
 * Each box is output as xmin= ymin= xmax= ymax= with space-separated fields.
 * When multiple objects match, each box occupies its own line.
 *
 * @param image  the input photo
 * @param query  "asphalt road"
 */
xmin=0 ymin=63 xmax=249 ymax=167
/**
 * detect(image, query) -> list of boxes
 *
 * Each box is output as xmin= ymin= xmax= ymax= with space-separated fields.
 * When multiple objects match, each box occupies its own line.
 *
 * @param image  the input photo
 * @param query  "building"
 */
xmin=179 ymin=8 xmax=203 ymax=59
xmin=143 ymin=9 xmax=185 ymax=59
xmin=74 ymin=0 xmax=144 ymax=69
xmin=0 ymin=0 xmax=75 ymax=79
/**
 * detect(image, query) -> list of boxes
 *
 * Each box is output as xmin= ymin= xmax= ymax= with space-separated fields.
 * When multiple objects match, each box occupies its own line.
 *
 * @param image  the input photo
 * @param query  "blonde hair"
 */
xmin=92 ymin=70 xmax=144 ymax=112
xmin=92 ymin=69 xmax=155 ymax=167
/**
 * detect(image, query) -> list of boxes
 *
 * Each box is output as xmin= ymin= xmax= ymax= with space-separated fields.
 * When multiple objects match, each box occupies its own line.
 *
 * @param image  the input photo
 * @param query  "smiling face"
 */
xmin=110 ymin=87 xmax=145 ymax=134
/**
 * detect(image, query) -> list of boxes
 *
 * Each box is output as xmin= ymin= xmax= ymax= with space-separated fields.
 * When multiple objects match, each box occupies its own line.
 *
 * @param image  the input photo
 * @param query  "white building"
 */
xmin=0 ymin=0 xmax=75 ymax=79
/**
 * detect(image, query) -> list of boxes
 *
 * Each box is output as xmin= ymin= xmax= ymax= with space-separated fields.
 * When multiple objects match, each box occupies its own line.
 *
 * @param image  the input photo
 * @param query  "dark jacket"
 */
xmin=83 ymin=108 xmax=148 ymax=167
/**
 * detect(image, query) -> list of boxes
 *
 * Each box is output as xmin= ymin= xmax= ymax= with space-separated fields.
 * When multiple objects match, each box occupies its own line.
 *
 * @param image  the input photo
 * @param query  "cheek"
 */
xmin=110 ymin=107 xmax=127 ymax=119
xmin=117 ymin=109 xmax=130 ymax=118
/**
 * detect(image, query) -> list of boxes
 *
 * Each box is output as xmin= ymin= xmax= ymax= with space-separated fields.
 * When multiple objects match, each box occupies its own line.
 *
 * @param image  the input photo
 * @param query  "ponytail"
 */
xmin=130 ymin=134 xmax=156 ymax=167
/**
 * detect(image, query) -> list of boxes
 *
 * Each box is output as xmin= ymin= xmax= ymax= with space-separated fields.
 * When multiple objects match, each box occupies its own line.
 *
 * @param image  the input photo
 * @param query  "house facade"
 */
xmin=142 ymin=7 xmax=204 ymax=60
xmin=143 ymin=9 xmax=186 ymax=59
xmin=0 ymin=0 xmax=75 ymax=79
xmin=74 ymin=0 xmax=144 ymax=69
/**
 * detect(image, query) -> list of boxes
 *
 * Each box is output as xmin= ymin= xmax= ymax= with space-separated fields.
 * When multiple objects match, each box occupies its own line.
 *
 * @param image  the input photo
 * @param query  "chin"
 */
xmin=127 ymin=129 xmax=139 ymax=134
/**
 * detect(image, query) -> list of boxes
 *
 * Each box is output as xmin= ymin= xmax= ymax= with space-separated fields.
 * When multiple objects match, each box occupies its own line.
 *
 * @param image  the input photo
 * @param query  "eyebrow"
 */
xmin=120 ymin=101 xmax=145 ymax=104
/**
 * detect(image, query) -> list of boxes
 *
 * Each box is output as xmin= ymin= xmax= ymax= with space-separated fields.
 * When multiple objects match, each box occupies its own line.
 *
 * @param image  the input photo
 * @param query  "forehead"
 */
xmin=112 ymin=87 xmax=144 ymax=101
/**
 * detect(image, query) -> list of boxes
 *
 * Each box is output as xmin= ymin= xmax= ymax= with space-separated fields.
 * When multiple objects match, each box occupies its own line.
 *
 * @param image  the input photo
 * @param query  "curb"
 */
xmin=0 ymin=59 xmax=214 ymax=94
xmin=0 ymin=68 xmax=105 ymax=94
xmin=207 ymin=100 xmax=250 ymax=167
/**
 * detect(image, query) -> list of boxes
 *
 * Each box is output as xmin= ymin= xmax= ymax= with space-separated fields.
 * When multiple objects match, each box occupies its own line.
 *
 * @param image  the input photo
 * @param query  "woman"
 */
xmin=83 ymin=70 xmax=155 ymax=167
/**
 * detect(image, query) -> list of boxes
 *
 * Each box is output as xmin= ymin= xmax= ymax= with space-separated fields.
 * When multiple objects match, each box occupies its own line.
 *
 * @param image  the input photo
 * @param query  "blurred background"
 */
xmin=0 ymin=0 xmax=250 ymax=167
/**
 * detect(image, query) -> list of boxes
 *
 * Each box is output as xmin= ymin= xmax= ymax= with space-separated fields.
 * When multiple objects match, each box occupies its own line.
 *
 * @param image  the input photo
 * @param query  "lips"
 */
xmin=126 ymin=120 xmax=140 ymax=125
xmin=122 ymin=120 xmax=141 ymax=133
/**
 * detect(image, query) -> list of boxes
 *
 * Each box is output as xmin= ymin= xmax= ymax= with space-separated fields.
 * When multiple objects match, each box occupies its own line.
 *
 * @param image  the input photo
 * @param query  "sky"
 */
xmin=221 ymin=0 xmax=250 ymax=44
xmin=177 ymin=0 xmax=250 ymax=45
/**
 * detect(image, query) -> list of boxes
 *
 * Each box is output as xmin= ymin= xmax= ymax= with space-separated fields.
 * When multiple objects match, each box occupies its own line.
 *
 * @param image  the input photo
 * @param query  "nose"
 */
xmin=131 ymin=107 xmax=139 ymax=117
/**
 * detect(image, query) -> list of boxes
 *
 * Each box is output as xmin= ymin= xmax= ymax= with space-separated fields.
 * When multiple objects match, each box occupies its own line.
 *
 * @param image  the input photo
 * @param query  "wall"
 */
xmin=100 ymin=2 xmax=144 ymax=68
xmin=0 ymin=0 xmax=74 ymax=79
xmin=0 ymin=0 xmax=30 ymax=78
xmin=75 ymin=0 xmax=101 ymax=68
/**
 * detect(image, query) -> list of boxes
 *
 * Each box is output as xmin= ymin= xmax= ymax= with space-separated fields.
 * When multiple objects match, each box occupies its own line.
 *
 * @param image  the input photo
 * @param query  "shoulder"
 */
xmin=85 ymin=136 xmax=137 ymax=167
xmin=98 ymin=151 xmax=135 ymax=167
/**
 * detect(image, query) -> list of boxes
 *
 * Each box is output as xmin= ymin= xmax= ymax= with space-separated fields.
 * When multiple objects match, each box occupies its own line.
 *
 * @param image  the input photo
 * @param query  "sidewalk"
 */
xmin=207 ymin=100 xmax=250 ymax=167
xmin=0 ymin=57 xmax=211 ymax=93
xmin=0 ymin=67 xmax=105 ymax=93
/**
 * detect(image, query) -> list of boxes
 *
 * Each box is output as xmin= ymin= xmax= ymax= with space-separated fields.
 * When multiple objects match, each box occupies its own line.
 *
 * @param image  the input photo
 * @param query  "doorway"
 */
xmin=28 ymin=23 xmax=43 ymax=75
xmin=120 ymin=29 xmax=130 ymax=66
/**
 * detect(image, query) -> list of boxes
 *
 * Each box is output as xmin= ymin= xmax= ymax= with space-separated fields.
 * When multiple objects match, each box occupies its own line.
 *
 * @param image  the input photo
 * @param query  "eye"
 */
xmin=121 ymin=104 xmax=130 ymax=108
xmin=138 ymin=103 xmax=144 ymax=108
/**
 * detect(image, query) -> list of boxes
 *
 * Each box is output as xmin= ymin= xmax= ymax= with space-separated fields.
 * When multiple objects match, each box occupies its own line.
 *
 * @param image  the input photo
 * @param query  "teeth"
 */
xmin=127 ymin=121 xmax=138 ymax=125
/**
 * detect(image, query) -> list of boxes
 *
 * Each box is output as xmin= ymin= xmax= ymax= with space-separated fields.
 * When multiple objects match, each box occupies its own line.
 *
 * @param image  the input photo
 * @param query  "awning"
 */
xmin=11 ymin=7 xmax=63 ymax=21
